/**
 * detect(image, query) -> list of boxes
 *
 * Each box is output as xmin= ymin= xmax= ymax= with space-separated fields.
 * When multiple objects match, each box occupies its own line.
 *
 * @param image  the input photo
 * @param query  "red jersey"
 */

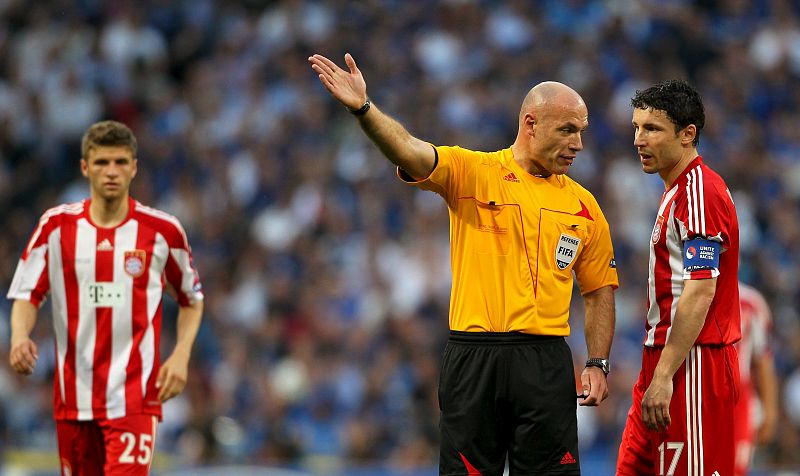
xmin=736 ymin=282 xmax=772 ymax=385
xmin=733 ymin=281 xmax=773 ymax=475
xmin=7 ymin=198 xmax=203 ymax=421
xmin=645 ymin=156 xmax=740 ymax=347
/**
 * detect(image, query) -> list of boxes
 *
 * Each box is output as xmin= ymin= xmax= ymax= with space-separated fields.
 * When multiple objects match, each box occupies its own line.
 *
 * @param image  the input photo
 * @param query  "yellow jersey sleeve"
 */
xmin=573 ymin=200 xmax=619 ymax=295
xmin=397 ymin=145 xmax=469 ymax=207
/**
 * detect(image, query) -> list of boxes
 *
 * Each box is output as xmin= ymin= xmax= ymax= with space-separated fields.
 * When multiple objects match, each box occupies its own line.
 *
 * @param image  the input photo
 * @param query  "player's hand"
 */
xmin=579 ymin=366 xmax=609 ymax=406
xmin=9 ymin=337 xmax=38 ymax=375
xmin=641 ymin=376 xmax=673 ymax=432
xmin=156 ymin=350 xmax=189 ymax=402
xmin=757 ymin=413 xmax=777 ymax=444
xmin=308 ymin=53 xmax=368 ymax=111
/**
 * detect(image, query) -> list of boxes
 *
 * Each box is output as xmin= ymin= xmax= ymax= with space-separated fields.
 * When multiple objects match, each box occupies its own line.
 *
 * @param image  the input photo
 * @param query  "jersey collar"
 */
xmin=84 ymin=196 xmax=136 ymax=230
xmin=669 ymin=155 xmax=704 ymax=191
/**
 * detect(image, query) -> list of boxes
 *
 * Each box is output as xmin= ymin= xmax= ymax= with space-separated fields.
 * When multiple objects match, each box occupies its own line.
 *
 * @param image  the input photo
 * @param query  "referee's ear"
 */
xmin=525 ymin=113 xmax=537 ymax=137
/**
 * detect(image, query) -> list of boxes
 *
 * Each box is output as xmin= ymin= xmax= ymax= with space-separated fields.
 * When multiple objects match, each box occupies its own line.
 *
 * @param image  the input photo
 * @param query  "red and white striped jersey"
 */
xmin=736 ymin=282 xmax=772 ymax=385
xmin=645 ymin=156 xmax=740 ymax=347
xmin=7 ymin=197 xmax=203 ymax=421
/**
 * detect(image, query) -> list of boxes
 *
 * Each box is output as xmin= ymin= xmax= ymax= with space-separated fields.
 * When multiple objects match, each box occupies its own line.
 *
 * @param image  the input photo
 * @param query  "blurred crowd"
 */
xmin=0 ymin=0 xmax=799 ymax=472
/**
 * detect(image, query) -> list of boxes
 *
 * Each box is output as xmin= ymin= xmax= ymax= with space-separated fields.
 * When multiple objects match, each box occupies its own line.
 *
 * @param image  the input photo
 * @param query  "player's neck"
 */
xmin=661 ymin=149 xmax=698 ymax=189
xmin=89 ymin=195 xmax=130 ymax=228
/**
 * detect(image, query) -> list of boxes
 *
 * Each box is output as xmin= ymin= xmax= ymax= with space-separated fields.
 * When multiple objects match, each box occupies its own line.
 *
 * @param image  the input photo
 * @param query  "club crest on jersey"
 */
xmin=651 ymin=215 xmax=665 ymax=244
xmin=556 ymin=233 xmax=580 ymax=270
xmin=124 ymin=250 xmax=146 ymax=278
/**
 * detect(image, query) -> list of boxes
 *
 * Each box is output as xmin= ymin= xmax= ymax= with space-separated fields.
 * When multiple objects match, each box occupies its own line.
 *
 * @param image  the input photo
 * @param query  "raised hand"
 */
xmin=308 ymin=53 xmax=368 ymax=110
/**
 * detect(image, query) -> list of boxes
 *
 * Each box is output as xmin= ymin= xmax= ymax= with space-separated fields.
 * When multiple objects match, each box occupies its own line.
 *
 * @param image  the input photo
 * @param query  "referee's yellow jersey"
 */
xmin=399 ymin=145 xmax=619 ymax=336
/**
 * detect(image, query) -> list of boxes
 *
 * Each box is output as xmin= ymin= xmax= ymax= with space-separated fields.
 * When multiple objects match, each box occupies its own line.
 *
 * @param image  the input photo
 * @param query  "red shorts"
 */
xmin=733 ymin=385 xmax=755 ymax=476
xmin=56 ymin=414 xmax=159 ymax=476
xmin=617 ymin=345 xmax=739 ymax=476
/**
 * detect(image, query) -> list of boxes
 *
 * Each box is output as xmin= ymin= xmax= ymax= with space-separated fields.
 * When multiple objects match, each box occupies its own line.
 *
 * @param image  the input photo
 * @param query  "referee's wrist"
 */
xmin=585 ymin=358 xmax=610 ymax=376
xmin=347 ymin=99 xmax=371 ymax=116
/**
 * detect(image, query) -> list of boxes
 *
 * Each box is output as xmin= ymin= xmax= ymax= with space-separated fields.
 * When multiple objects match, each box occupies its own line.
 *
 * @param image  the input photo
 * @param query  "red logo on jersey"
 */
xmin=574 ymin=200 xmax=594 ymax=220
xmin=651 ymin=215 xmax=665 ymax=244
xmin=560 ymin=451 xmax=576 ymax=464
xmin=503 ymin=172 xmax=520 ymax=183
xmin=124 ymin=250 xmax=146 ymax=278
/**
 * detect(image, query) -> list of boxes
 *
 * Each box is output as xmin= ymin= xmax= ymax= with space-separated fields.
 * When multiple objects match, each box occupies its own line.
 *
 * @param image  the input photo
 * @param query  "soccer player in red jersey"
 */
xmin=734 ymin=282 xmax=778 ymax=476
xmin=8 ymin=120 xmax=204 ymax=475
xmin=617 ymin=80 xmax=741 ymax=475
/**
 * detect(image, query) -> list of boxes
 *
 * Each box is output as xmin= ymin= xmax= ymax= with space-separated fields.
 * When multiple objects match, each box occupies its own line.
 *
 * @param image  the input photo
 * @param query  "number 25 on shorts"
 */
xmin=119 ymin=431 xmax=153 ymax=465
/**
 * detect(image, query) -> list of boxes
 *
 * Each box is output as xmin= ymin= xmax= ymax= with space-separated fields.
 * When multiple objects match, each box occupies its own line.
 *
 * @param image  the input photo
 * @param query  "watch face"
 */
xmin=587 ymin=359 xmax=609 ymax=374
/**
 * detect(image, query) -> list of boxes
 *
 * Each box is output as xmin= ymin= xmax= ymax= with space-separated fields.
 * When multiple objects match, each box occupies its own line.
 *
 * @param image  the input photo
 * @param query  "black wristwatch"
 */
xmin=348 ymin=99 xmax=371 ymax=116
xmin=585 ymin=358 xmax=610 ymax=376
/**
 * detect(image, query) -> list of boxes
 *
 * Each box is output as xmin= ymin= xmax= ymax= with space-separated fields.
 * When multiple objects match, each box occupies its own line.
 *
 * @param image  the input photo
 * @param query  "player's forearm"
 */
xmin=583 ymin=285 xmax=615 ymax=359
xmin=357 ymin=103 xmax=435 ymax=179
xmin=10 ymin=300 xmax=38 ymax=341
xmin=653 ymin=279 xmax=716 ymax=380
xmin=172 ymin=300 xmax=203 ymax=357
xmin=754 ymin=354 xmax=779 ymax=424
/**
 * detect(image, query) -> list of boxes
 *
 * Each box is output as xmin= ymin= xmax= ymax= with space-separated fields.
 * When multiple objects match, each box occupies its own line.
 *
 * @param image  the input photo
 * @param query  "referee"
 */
xmin=310 ymin=53 xmax=618 ymax=476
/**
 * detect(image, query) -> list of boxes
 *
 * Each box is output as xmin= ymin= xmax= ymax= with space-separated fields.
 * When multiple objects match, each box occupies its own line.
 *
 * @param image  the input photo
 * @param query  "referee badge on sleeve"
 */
xmin=124 ymin=250 xmax=146 ymax=278
xmin=556 ymin=233 xmax=580 ymax=270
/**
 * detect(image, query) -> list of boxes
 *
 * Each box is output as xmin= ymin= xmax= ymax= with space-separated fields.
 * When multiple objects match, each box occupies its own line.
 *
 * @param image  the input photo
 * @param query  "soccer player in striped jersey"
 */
xmin=617 ymin=80 xmax=741 ymax=475
xmin=7 ymin=120 xmax=204 ymax=476
xmin=734 ymin=282 xmax=778 ymax=476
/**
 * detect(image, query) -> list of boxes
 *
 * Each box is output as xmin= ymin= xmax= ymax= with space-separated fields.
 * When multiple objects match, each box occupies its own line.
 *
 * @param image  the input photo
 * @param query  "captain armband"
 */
xmin=683 ymin=238 xmax=721 ymax=272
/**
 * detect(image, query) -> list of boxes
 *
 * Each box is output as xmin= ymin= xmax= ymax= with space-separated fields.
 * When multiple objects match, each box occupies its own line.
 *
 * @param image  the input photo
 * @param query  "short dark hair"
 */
xmin=631 ymin=79 xmax=705 ymax=146
xmin=81 ymin=120 xmax=138 ymax=159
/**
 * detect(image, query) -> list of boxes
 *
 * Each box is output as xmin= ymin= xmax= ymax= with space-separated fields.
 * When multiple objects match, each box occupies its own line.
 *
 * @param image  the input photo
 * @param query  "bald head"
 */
xmin=512 ymin=81 xmax=589 ymax=177
xmin=520 ymin=81 xmax=586 ymax=121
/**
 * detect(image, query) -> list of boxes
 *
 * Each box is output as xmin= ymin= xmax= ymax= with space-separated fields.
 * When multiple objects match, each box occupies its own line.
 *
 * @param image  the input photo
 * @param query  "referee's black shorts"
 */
xmin=438 ymin=331 xmax=580 ymax=476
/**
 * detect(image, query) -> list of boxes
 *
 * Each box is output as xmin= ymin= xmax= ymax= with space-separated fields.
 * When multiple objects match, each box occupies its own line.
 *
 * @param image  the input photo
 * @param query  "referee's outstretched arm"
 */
xmin=309 ymin=53 xmax=436 ymax=180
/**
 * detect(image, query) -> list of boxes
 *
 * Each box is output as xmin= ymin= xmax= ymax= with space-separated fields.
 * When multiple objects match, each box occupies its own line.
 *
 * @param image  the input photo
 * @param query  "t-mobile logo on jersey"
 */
xmin=86 ymin=282 xmax=126 ymax=308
